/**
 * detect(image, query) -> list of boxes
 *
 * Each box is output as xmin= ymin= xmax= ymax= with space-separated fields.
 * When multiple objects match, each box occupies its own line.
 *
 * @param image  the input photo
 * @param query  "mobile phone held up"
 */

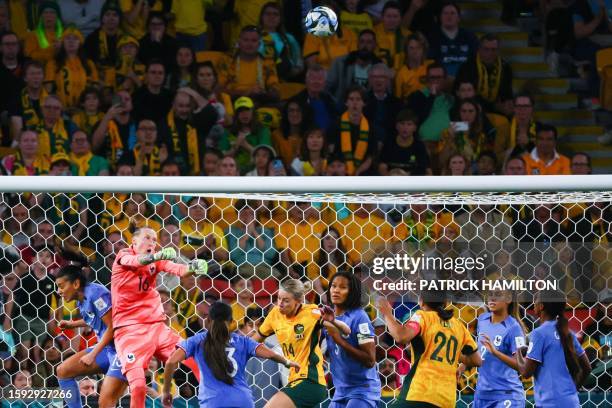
xmin=451 ymin=121 xmax=469 ymax=132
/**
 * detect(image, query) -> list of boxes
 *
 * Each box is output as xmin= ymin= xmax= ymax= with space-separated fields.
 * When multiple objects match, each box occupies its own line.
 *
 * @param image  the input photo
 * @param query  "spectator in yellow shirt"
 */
xmin=229 ymin=277 xmax=258 ymax=331
xmin=180 ymin=196 xmax=229 ymax=266
xmin=24 ymin=1 xmax=64 ymax=64
xmin=373 ymin=1 xmax=411 ymax=67
xmin=44 ymin=26 xmax=99 ymax=109
xmin=218 ymin=25 xmax=279 ymax=104
xmin=229 ymin=0 xmax=269 ymax=48
xmin=334 ymin=203 xmax=397 ymax=265
xmin=303 ymin=22 xmax=357 ymax=70
xmin=275 ymin=201 xmax=326 ymax=279
xmin=171 ymin=0 xmax=215 ymax=52
xmin=522 ymin=124 xmax=571 ymax=175
xmin=119 ymin=0 xmax=163 ymax=39
xmin=340 ymin=0 xmax=373 ymax=36
xmin=394 ymin=32 xmax=433 ymax=99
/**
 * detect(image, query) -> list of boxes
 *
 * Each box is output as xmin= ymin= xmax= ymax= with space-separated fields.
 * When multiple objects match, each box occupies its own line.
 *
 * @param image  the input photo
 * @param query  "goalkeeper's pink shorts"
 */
xmin=114 ymin=321 xmax=181 ymax=374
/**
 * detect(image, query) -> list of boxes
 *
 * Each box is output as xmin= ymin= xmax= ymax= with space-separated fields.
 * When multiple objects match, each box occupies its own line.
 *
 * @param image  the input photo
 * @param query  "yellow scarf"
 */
xmin=38 ymin=120 xmax=69 ymax=157
xmin=133 ymin=144 xmax=161 ymax=175
xmin=57 ymin=57 xmax=92 ymax=107
xmin=476 ymin=54 xmax=502 ymax=103
xmin=340 ymin=111 xmax=369 ymax=176
xmin=73 ymin=111 xmax=104 ymax=136
xmin=11 ymin=151 xmax=49 ymax=175
xmin=107 ymin=120 xmax=124 ymax=167
xmin=21 ymin=87 xmax=47 ymax=128
xmin=167 ymin=111 xmax=200 ymax=175
xmin=70 ymin=152 xmax=93 ymax=176
xmin=510 ymin=118 xmax=537 ymax=148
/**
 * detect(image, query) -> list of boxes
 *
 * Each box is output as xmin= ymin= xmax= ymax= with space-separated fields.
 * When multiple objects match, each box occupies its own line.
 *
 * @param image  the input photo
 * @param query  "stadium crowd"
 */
xmin=0 ymin=0 xmax=610 ymax=407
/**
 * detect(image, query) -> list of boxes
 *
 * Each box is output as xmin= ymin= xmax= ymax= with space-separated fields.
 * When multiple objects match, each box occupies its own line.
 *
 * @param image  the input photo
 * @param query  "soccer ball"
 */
xmin=304 ymin=6 xmax=338 ymax=37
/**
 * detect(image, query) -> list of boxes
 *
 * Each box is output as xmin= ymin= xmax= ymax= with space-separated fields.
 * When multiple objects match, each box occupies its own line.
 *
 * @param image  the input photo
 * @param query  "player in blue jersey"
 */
xmin=321 ymin=271 xmax=380 ymax=408
xmin=55 ymin=265 xmax=128 ymax=408
xmin=516 ymin=290 xmax=592 ymax=408
xmin=161 ymin=301 xmax=300 ymax=408
xmin=472 ymin=289 xmax=527 ymax=408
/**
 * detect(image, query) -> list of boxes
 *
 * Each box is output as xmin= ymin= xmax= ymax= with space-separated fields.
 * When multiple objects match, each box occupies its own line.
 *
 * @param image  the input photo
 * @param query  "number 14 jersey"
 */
xmin=399 ymin=309 xmax=478 ymax=408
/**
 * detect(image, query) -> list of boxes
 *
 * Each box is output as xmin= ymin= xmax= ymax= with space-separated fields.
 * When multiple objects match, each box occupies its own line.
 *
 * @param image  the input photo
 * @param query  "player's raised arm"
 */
xmin=377 ymin=298 xmax=420 ymax=344
xmin=115 ymin=228 xmax=177 ymax=268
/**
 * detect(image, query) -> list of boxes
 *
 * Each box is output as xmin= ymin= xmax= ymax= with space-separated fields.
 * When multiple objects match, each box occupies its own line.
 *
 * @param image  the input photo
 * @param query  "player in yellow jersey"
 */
xmin=378 ymin=291 xmax=482 ymax=408
xmin=251 ymin=279 xmax=350 ymax=408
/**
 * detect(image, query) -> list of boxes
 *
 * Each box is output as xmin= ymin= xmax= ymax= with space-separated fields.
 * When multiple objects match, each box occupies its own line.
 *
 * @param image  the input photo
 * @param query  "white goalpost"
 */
xmin=0 ymin=176 xmax=610 ymax=408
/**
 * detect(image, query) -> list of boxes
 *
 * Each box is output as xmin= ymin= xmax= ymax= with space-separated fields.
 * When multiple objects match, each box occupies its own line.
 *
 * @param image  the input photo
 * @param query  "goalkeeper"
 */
xmin=111 ymin=227 xmax=207 ymax=408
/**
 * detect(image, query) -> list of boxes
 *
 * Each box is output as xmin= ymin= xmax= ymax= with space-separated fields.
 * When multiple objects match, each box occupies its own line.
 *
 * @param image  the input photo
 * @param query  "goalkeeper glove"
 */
xmin=141 ymin=247 xmax=178 ymax=265
xmin=188 ymin=259 xmax=208 ymax=275
xmin=154 ymin=247 xmax=177 ymax=261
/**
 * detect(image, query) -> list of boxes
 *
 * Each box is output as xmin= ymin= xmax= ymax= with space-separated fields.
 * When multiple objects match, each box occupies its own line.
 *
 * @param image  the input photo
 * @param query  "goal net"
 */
xmin=0 ymin=178 xmax=610 ymax=407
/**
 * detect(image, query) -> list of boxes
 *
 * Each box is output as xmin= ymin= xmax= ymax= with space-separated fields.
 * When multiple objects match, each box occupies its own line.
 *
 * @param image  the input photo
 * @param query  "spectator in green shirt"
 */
xmin=219 ymin=96 xmax=272 ymax=175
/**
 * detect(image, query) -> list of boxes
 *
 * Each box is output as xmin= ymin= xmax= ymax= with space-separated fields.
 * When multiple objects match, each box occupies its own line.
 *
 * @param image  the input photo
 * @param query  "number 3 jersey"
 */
xmin=399 ymin=309 xmax=478 ymax=408
xmin=258 ymin=304 xmax=326 ymax=386
xmin=111 ymin=246 xmax=187 ymax=329
xmin=179 ymin=331 xmax=260 ymax=408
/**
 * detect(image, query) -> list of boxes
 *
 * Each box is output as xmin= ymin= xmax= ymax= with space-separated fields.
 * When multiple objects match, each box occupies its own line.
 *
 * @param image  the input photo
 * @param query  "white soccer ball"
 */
xmin=304 ymin=6 xmax=338 ymax=37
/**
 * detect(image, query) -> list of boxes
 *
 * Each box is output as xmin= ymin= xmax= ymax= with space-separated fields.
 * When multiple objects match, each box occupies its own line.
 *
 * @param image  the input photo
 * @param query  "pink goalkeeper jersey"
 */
xmin=111 ymin=247 xmax=187 ymax=329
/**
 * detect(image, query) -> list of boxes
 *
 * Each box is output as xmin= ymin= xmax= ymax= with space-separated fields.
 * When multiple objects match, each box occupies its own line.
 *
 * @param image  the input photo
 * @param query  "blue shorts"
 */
xmin=329 ymin=398 xmax=379 ymax=408
xmin=86 ymin=345 xmax=126 ymax=381
xmin=473 ymin=396 xmax=526 ymax=408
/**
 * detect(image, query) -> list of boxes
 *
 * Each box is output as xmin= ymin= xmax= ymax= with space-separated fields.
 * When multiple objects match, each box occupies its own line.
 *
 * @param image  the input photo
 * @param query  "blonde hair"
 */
xmin=280 ymin=279 xmax=305 ymax=301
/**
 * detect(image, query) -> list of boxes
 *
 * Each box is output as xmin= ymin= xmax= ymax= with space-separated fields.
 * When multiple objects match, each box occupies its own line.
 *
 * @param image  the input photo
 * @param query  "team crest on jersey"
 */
xmin=294 ymin=324 xmax=305 ymax=340
xmin=494 ymin=335 xmax=503 ymax=347
xmin=126 ymin=353 xmax=135 ymax=363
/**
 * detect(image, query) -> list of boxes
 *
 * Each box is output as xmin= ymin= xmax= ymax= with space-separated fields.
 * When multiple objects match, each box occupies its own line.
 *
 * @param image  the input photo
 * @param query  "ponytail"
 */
xmin=421 ymin=290 xmax=453 ymax=321
xmin=539 ymin=290 xmax=582 ymax=385
xmin=203 ymin=302 xmax=234 ymax=385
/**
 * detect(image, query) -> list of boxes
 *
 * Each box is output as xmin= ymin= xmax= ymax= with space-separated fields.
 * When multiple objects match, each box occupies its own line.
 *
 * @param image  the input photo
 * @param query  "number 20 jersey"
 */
xmin=399 ymin=309 xmax=478 ymax=408
xmin=111 ymin=246 xmax=187 ymax=329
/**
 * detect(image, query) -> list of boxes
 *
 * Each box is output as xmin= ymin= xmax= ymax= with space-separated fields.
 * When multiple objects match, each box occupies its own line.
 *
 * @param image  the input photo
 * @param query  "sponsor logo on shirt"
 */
xmin=126 ymin=353 xmax=135 ymax=363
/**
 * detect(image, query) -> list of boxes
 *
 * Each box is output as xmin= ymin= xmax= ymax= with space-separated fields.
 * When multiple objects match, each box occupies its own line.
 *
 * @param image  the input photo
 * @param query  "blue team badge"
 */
xmin=494 ymin=335 xmax=502 ymax=347
xmin=294 ymin=324 xmax=305 ymax=340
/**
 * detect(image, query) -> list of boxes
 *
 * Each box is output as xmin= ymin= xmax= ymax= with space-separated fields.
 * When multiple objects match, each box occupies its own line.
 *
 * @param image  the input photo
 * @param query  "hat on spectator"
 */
xmin=117 ymin=35 xmax=139 ymax=50
xmin=61 ymin=25 xmax=84 ymax=43
xmin=101 ymin=0 xmax=122 ymax=19
xmin=234 ymin=96 xmax=254 ymax=111
xmin=39 ymin=1 xmax=62 ymax=18
xmin=51 ymin=152 xmax=71 ymax=166
xmin=252 ymin=144 xmax=276 ymax=159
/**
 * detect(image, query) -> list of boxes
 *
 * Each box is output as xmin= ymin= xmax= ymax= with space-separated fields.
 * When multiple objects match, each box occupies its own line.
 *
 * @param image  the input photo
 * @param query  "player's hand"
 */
xmin=188 ymin=259 xmax=208 ymax=275
xmin=456 ymin=362 xmax=466 ymax=381
xmin=318 ymin=305 xmax=335 ymax=323
xmin=80 ymin=352 xmax=95 ymax=367
xmin=481 ymin=334 xmax=497 ymax=356
xmin=161 ymin=392 xmax=173 ymax=408
xmin=377 ymin=298 xmax=393 ymax=317
xmin=285 ymin=360 xmax=300 ymax=372
xmin=58 ymin=320 xmax=75 ymax=330
xmin=153 ymin=247 xmax=177 ymax=262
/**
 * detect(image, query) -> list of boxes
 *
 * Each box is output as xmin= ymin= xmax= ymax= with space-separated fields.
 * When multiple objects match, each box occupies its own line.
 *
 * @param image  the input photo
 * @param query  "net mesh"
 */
xmin=0 ymin=192 xmax=610 ymax=407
